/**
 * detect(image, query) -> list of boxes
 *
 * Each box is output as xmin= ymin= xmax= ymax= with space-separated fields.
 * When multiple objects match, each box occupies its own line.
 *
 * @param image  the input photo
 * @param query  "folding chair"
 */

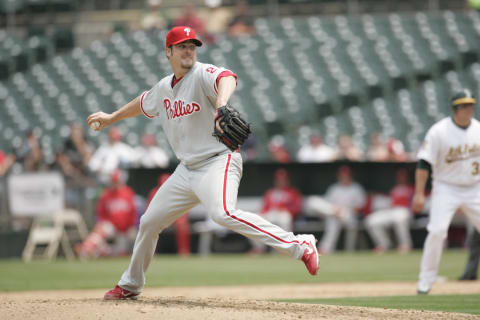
xmin=22 ymin=214 xmax=66 ymax=262
xmin=22 ymin=209 xmax=89 ymax=262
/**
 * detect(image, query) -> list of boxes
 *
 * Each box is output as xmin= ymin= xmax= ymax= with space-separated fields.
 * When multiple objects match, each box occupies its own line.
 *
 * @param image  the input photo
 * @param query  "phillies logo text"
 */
xmin=164 ymin=98 xmax=201 ymax=120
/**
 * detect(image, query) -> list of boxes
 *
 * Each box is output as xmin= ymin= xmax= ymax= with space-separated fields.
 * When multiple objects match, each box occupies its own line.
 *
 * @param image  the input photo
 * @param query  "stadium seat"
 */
xmin=1 ymin=10 xmax=479 ymax=159
xmin=0 ymin=0 xmax=26 ymax=14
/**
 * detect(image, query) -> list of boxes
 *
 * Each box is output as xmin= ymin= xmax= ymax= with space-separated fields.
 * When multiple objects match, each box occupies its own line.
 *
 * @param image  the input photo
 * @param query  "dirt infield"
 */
xmin=2 ymin=281 xmax=480 ymax=319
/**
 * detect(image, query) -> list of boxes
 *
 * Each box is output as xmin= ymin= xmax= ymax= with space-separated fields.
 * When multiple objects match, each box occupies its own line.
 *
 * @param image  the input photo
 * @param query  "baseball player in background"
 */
xmin=75 ymin=169 xmax=137 ymax=258
xmin=87 ymin=26 xmax=319 ymax=300
xmin=249 ymin=168 xmax=303 ymax=254
xmin=364 ymin=168 xmax=414 ymax=254
xmin=413 ymin=89 xmax=480 ymax=294
xmin=306 ymin=166 xmax=366 ymax=254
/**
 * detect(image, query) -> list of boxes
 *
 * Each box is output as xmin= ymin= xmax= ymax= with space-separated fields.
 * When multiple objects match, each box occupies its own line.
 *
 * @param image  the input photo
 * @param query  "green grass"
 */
xmin=280 ymin=294 xmax=480 ymax=315
xmin=0 ymin=249 xmax=468 ymax=292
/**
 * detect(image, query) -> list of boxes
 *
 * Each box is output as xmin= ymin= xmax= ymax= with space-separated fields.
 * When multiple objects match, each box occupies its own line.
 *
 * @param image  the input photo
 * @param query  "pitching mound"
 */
xmin=2 ymin=281 xmax=479 ymax=319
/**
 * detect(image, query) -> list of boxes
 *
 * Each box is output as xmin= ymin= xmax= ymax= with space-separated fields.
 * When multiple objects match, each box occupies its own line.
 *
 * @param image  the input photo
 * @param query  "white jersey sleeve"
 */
xmin=139 ymin=81 xmax=166 ymax=118
xmin=351 ymin=183 xmax=367 ymax=209
xmin=198 ymin=64 xmax=235 ymax=100
xmin=417 ymin=125 xmax=440 ymax=166
xmin=325 ymin=182 xmax=366 ymax=209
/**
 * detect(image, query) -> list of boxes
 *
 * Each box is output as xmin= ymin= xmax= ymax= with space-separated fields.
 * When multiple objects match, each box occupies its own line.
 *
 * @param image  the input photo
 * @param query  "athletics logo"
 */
xmin=164 ymin=98 xmax=201 ymax=120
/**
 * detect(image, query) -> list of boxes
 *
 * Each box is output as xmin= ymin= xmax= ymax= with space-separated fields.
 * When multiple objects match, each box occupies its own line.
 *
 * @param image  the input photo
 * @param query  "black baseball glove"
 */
xmin=213 ymin=105 xmax=251 ymax=151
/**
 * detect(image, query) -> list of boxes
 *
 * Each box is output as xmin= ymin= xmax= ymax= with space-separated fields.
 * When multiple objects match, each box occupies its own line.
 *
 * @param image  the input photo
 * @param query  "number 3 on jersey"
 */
xmin=473 ymin=161 xmax=480 ymax=175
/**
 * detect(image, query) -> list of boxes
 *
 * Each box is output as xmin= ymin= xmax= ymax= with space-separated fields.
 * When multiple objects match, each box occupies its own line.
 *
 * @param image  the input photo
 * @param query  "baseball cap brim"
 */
xmin=452 ymin=97 xmax=476 ymax=106
xmin=171 ymin=38 xmax=203 ymax=47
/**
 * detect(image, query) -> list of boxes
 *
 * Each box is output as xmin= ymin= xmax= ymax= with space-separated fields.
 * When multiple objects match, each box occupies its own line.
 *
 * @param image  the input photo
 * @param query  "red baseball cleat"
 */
xmin=104 ymin=285 xmax=139 ymax=300
xmin=299 ymin=235 xmax=319 ymax=276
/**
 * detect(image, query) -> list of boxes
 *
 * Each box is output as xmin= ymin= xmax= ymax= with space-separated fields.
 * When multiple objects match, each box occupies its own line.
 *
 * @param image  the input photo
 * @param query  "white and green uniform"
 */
xmin=118 ymin=62 xmax=312 ymax=293
xmin=417 ymin=117 xmax=480 ymax=291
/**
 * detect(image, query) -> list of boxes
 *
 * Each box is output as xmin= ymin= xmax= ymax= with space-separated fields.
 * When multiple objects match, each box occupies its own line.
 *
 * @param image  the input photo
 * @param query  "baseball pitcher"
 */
xmin=87 ymin=26 xmax=319 ymax=300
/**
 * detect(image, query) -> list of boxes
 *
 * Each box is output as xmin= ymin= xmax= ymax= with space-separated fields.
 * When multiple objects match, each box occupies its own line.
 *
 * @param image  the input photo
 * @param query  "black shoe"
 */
xmin=458 ymin=274 xmax=478 ymax=281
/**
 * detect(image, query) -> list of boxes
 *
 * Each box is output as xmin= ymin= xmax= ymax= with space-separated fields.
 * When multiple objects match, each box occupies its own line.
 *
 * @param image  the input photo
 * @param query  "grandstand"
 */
xmin=1 ymin=2 xmax=479 ymax=161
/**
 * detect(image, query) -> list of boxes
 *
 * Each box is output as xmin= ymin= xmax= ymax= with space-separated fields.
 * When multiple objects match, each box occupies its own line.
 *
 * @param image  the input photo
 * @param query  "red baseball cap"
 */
xmin=166 ymin=26 xmax=203 ymax=48
xmin=111 ymin=169 xmax=123 ymax=184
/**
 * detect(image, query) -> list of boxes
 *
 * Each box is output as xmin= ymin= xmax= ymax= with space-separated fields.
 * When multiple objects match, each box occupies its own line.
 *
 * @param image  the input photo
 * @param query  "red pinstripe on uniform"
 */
xmin=222 ymin=154 xmax=306 ymax=246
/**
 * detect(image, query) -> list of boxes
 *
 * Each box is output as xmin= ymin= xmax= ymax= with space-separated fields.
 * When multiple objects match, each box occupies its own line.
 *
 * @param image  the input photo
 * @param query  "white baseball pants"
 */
xmin=364 ymin=207 xmax=412 ymax=249
xmin=249 ymin=209 xmax=294 ymax=252
xmin=306 ymin=196 xmax=358 ymax=253
xmin=319 ymin=210 xmax=358 ymax=253
xmin=419 ymin=181 xmax=480 ymax=289
xmin=118 ymin=152 xmax=310 ymax=293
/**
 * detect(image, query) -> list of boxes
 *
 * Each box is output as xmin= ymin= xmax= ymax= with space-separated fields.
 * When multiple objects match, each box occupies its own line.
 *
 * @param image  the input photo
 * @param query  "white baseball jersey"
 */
xmin=140 ymin=61 xmax=231 ymax=166
xmin=88 ymin=141 xmax=136 ymax=183
xmin=325 ymin=182 xmax=366 ymax=209
xmin=417 ymin=117 xmax=480 ymax=186
xmin=297 ymin=144 xmax=337 ymax=162
xmin=116 ymin=60 xmax=317 ymax=294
